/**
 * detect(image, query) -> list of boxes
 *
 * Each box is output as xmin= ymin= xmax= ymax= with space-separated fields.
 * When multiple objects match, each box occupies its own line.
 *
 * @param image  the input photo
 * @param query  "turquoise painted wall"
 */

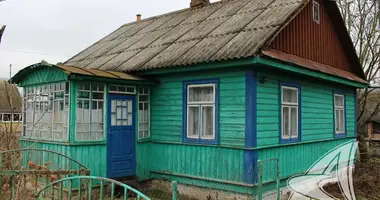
xmin=142 ymin=69 xmax=247 ymax=184
xmin=258 ymin=138 xmax=355 ymax=182
xmin=20 ymin=140 xmax=107 ymax=177
xmin=256 ymin=70 xmax=356 ymax=147
xmin=150 ymin=69 xmax=246 ymax=146
xmin=18 ymin=67 xmax=68 ymax=87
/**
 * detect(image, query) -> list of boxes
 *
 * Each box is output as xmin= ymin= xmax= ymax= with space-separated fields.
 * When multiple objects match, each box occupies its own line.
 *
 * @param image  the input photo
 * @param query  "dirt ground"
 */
xmin=323 ymin=158 xmax=380 ymax=200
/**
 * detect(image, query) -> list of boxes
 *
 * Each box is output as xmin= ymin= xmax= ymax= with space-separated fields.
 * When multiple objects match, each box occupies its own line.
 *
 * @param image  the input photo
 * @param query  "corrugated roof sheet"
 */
xmin=11 ymin=63 xmax=146 ymax=85
xmin=65 ymin=0 xmax=307 ymax=71
xmin=261 ymin=48 xmax=367 ymax=84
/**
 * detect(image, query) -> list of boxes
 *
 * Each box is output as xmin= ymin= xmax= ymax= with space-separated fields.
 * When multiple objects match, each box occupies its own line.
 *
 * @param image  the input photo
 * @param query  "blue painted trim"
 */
xmin=279 ymin=82 xmax=302 ymax=144
xmin=244 ymin=70 xmax=257 ymax=184
xmin=107 ymin=94 xmax=136 ymax=178
xmin=354 ymin=89 xmax=358 ymax=137
xmin=244 ymin=150 xmax=258 ymax=184
xmin=333 ymin=91 xmax=347 ymax=138
xmin=182 ymin=78 xmax=219 ymax=145
xmin=245 ymin=70 xmax=257 ymax=148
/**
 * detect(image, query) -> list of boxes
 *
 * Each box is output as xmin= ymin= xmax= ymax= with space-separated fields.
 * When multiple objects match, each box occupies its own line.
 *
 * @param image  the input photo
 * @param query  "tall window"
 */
xmin=76 ymin=83 xmax=105 ymax=141
xmin=184 ymin=80 xmax=218 ymax=143
xmin=23 ymin=82 xmax=69 ymax=140
xmin=334 ymin=94 xmax=345 ymax=134
xmin=312 ymin=0 xmax=320 ymax=23
xmin=281 ymin=85 xmax=300 ymax=141
xmin=138 ymin=87 xmax=150 ymax=139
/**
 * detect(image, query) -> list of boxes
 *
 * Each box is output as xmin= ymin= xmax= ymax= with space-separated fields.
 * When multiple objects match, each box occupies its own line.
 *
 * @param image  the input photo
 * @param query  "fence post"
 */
xmin=276 ymin=158 xmax=280 ymax=200
xmin=257 ymin=160 xmax=263 ymax=200
xmin=171 ymin=181 xmax=178 ymax=200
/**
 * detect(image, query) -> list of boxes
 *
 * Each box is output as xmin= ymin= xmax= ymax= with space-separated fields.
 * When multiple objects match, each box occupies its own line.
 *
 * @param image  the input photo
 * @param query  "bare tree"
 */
xmin=337 ymin=0 xmax=380 ymax=161
xmin=0 ymin=25 xmax=6 ymax=44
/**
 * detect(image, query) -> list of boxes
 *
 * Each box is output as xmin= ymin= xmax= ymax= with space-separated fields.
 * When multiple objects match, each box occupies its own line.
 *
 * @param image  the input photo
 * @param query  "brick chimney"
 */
xmin=190 ymin=0 xmax=210 ymax=8
xmin=136 ymin=14 xmax=142 ymax=22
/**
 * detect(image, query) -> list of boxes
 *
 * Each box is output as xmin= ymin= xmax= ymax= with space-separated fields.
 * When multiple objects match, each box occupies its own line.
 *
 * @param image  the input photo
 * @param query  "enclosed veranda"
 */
xmin=10 ymin=62 xmax=153 ymax=179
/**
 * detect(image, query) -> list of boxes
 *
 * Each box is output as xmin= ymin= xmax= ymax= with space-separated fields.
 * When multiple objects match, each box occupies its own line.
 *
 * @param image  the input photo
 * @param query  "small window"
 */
xmin=138 ymin=87 xmax=150 ymax=139
xmin=109 ymin=85 xmax=136 ymax=94
xmin=184 ymin=79 xmax=219 ymax=144
xmin=313 ymin=1 xmax=320 ymax=23
xmin=281 ymin=85 xmax=300 ymax=142
xmin=334 ymin=94 xmax=345 ymax=134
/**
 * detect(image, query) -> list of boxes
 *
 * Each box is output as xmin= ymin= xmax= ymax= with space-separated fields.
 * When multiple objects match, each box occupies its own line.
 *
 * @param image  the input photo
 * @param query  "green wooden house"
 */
xmin=11 ymin=0 xmax=367 ymax=194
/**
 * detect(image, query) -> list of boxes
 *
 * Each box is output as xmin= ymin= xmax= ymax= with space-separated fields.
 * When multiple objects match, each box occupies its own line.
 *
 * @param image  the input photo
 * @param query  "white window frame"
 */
xmin=186 ymin=83 xmax=216 ymax=140
xmin=138 ymin=87 xmax=150 ymax=139
xmin=109 ymin=85 xmax=136 ymax=94
xmin=22 ymin=82 xmax=70 ymax=141
xmin=0 ymin=113 xmax=22 ymax=122
xmin=312 ymin=0 xmax=320 ymax=24
xmin=76 ymin=83 xmax=105 ymax=141
xmin=334 ymin=94 xmax=345 ymax=134
xmin=281 ymin=86 xmax=299 ymax=140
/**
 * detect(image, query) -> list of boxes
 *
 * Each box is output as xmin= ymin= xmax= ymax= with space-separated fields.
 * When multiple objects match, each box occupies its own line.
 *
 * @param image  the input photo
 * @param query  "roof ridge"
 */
xmin=118 ymin=0 xmax=244 ymax=28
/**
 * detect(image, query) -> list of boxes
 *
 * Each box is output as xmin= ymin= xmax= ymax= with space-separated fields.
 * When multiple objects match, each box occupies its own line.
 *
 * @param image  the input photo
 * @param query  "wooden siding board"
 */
xmin=150 ymin=143 xmax=245 ymax=182
xmin=150 ymin=69 xmax=246 ymax=146
xmin=257 ymin=70 xmax=356 ymax=146
xmin=269 ymin=0 xmax=356 ymax=74
xmin=19 ymin=67 xmax=68 ymax=87
xmin=258 ymin=138 xmax=354 ymax=182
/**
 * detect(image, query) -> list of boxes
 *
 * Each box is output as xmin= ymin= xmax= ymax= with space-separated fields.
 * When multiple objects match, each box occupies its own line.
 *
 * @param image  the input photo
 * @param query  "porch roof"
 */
xmin=11 ymin=62 xmax=148 ymax=85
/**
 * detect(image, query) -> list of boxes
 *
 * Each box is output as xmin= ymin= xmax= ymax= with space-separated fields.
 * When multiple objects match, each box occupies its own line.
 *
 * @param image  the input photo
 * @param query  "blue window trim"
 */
xmin=279 ymin=82 xmax=302 ymax=144
xmin=182 ymin=78 xmax=219 ymax=145
xmin=333 ymin=91 xmax=347 ymax=138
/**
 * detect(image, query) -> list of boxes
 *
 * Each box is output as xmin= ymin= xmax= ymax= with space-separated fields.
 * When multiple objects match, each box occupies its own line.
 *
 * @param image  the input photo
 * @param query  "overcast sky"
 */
xmin=0 ymin=0 xmax=218 ymax=79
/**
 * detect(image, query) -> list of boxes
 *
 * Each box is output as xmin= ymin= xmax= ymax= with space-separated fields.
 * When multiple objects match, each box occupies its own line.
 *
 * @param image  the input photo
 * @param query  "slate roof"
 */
xmin=0 ymin=79 xmax=22 ymax=113
xmin=65 ymin=0 xmax=307 ymax=72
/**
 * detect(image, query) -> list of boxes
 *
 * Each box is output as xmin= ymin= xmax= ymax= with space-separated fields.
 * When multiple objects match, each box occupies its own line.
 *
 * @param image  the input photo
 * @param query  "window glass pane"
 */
xmin=339 ymin=109 xmax=345 ymax=132
xmin=139 ymin=95 xmax=148 ymax=101
xmin=189 ymin=86 xmax=214 ymax=102
xmin=143 ymin=102 xmax=149 ymax=122
xmin=118 ymin=86 xmax=126 ymax=92
xmin=335 ymin=109 xmax=340 ymax=132
xmin=282 ymin=88 xmax=298 ymax=103
xmin=335 ymin=95 xmax=344 ymax=107
xmin=110 ymin=85 xmax=117 ymax=91
xmin=127 ymin=87 xmax=135 ymax=93
xmin=201 ymin=106 xmax=214 ymax=138
xmin=282 ymin=106 xmax=289 ymax=138
xmin=188 ymin=106 xmax=199 ymax=138
xmin=111 ymin=113 xmax=116 ymax=125
xmin=111 ymin=100 xmax=116 ymax=112
xmin=290 ymin=107 xmax=298 ymax=137
xmin=122 ymin=107 xmax=128 ymax=119
xmin=117 ymin=107 xmax=122 ymax=119
xmin=92 ymin=92 xmax=104 ymax=100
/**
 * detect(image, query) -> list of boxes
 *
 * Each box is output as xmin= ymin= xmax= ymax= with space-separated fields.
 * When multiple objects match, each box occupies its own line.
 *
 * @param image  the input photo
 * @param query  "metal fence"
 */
xmin=0 ymin=148 xmax=90 ymax=199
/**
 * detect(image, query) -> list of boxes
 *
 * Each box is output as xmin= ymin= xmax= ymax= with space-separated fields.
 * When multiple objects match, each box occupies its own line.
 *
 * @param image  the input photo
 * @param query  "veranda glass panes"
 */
xmin=188 ymin=106 xmax=199 ymax=138
xmin=189 ymin=86 xmax=214 ymax=103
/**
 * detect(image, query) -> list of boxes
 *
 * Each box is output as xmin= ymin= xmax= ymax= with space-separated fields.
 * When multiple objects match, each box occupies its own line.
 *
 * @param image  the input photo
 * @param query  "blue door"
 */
xmin=107 ymin=95 xmax=136 ymax=178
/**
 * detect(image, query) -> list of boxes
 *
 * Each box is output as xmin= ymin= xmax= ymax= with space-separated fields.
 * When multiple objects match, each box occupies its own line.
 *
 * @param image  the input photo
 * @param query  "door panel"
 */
xmin=107 ymin=95 xmax=136 ymax=178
